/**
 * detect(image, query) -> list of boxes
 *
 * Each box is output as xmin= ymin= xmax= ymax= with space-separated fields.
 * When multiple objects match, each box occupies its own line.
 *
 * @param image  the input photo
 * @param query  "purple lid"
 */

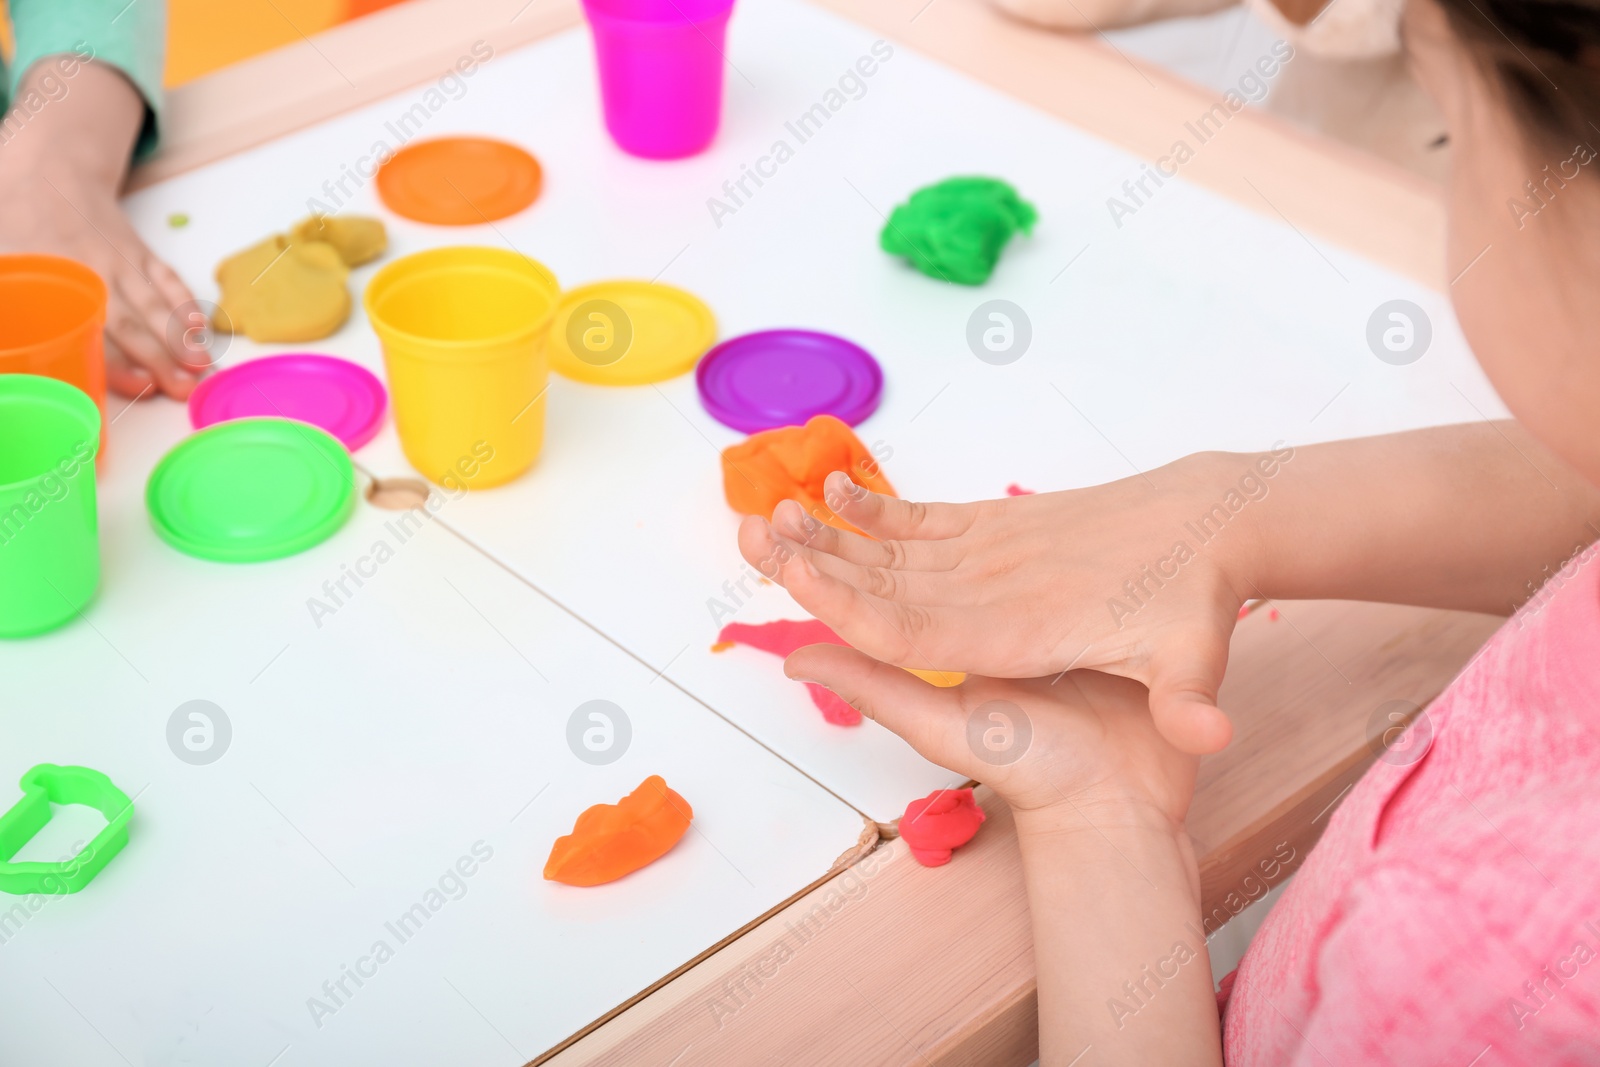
xmin=188 ymin=354 xmax=387 ymax=451
xmin=696 ymin=329 xmax=883 ymax=433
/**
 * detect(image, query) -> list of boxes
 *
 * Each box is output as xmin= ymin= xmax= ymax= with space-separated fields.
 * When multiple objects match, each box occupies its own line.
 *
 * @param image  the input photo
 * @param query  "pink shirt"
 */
xmin=1223 ymin=546 xmax=1600 ymax=1065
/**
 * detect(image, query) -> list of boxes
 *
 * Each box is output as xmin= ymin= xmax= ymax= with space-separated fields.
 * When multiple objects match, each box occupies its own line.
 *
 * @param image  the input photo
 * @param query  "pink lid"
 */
xmin=187 ymin=354 xmax=387 ymax=451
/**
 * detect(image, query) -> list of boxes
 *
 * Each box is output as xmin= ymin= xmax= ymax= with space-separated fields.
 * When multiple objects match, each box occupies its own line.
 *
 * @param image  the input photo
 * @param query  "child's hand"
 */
xmin=811 ymin=647 xmax=1220 ymax=1066
xmin=0 ymin=61 xmax=204 ymax=400
xmin=740 ymin=451 xmax=1273 ymax=754
xmin=786 ymin=645 xmax=1198 ymax=828
xmin=0 ymin=167 xmax=201 ymax=398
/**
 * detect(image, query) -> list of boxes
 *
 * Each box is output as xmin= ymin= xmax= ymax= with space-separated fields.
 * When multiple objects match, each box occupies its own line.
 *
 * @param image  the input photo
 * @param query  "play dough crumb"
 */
xmin=290 ymin=214 xmax=388 ymax=267
xmin=710 ymin=640 xmax=736 ymax=653
xmin=543 ymin=775 xmax=693 ymax=887
xmin=881 ymin=177 xmax=1037 ymax=286
xmin=722 ymin=415 xmax=894 ymax=536
xmin=213 ymin=236 xmax=351 ymax=343
xmin=167 ymin=213 xmax=190 ymax=229
xmin=899 ymin=788 xmax=986 ymax=867
xmin=1005 ymin=484 xmax=1036 ymax=496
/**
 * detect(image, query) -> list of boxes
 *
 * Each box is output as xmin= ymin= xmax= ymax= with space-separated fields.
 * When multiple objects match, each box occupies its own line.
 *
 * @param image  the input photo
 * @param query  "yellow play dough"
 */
xmin=212 ymin=215 xmax=386 ymax=343
xmin=289 ymin=214 xmax=388 ymax=267
xmin=907 ymin=668 xmax=967 ymax=687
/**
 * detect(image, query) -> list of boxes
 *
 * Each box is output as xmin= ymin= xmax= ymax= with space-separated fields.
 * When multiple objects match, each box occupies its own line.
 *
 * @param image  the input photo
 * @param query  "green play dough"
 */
xmin=880 ymin=177 xmax=1037 ymax=286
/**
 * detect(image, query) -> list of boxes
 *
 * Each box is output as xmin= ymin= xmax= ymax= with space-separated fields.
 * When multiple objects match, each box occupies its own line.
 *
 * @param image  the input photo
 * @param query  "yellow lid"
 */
xmin=549 ymin=280 xmax=716 ymax=385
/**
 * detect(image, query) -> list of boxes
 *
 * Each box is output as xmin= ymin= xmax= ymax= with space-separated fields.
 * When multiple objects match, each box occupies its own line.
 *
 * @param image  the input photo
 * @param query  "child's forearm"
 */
xmin=1016 ymin=804 xmax=1222 ymax=1066
xmin=1236 ymin=421 xmax=1600 ymax=614
xmin=3 ymin=60 xmax=144 ymax=190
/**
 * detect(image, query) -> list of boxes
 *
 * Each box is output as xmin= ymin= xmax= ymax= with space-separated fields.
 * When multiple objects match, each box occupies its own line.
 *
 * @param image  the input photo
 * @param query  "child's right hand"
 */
xmin=739 ymin=451 xmax=1270 ymax=754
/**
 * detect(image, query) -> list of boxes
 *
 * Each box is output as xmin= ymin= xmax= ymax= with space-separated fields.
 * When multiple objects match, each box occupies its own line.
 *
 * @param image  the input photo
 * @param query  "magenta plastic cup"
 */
xmin=582 ymin=0 xmax=736 ymax=159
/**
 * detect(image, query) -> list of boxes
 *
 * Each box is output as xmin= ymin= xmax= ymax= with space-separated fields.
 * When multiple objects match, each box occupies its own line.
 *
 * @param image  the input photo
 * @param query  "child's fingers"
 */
xmin=739 ymin=515 xmax=965 ymax=664
xmin=769 ymin=499 xmax=958 ymax=572
xmin=732 ymin=511 xmax=934 ymax=655
xmin=785 ymin=644 xmax=969 ymax=767
xmin=770 ymin=542 xmax=952 ymax=666
xmin=109 ymin=278 xmax=196 ymax=399
xmin=1145 ymin=637 xmax=1234 ymax=755
xmin=120 ymin=268 xmax=191 ymax=364
xmin=144 ymin=257 xmax=207 ymax=373
xmin=767 ymin=505 xmax=967 ymax=607
xmin=146 ymin=255 xmax=195 ymax=316
xmin=823 ymin=472 xmax=975 ymax=541
xmin=104 ymin=337 xmax=155 ymax=399
xmin=737 ymin=512 xmax=911 ymax=597
xmin=738 ymin=514 xmax=800 ymax=584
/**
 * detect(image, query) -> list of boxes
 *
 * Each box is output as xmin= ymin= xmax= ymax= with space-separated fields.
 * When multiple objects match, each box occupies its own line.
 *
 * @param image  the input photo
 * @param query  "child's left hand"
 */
xmin=0 ymin=60 xmax=203 ymax=400
xmin=785 ymin=643 xmax=1198 ymax=830
xmin=795 ymin=649 xmax=1220 ymax=1064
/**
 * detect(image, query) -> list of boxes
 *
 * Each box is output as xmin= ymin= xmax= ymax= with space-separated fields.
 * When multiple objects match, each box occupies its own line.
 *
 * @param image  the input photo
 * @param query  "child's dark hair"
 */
xmin=1434 ymin=0 xmax=1600 ymax=156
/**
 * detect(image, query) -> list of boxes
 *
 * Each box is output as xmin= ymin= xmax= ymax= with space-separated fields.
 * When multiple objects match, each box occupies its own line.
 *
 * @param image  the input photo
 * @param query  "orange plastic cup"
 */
xmin=0 ymin=255 xmax=108 ymax=454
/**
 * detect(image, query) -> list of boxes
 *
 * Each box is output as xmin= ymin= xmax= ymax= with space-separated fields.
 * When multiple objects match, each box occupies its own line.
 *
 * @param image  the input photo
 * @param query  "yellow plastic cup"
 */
xmin=364 ymin=247 xmax=560 ymax=490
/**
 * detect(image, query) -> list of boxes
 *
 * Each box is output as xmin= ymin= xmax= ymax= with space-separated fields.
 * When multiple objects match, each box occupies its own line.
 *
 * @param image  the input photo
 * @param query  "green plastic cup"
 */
xmin=0 ymin=375 xmax=102 ymax=638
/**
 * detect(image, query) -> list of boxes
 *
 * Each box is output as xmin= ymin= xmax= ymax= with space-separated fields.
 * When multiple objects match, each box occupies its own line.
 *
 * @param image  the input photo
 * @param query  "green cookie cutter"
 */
xmin=0 ymin=764 xmax=134 ymax=895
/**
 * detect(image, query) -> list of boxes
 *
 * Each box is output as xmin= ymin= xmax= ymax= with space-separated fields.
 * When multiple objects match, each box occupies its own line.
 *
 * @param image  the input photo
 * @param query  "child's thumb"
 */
xmin=1147 ymin=641 xmax=1234 ymax=755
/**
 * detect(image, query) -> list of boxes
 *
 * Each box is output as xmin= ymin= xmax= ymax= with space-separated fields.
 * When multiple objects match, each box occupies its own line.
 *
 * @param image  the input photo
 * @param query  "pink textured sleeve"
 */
xmin=1285 ymin=793 xmax=1600 ymax=1066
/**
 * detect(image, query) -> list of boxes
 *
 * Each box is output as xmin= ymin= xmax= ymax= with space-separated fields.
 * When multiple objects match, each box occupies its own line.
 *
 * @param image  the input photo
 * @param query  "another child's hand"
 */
xmin=786 ymin=646 xmax=1199 ymax=828
xmin=739 ymin=451 xmax=1279 ymax=754
xmin=0 ymin=61 xmax=203 ymax=400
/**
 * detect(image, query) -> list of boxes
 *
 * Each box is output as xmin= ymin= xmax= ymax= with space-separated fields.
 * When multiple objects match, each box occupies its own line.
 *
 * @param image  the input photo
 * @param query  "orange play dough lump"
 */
xmin=544 ymin=775 xmax=693 ymax=887
xmin=721 ymin=415 xmax=895 ymax=535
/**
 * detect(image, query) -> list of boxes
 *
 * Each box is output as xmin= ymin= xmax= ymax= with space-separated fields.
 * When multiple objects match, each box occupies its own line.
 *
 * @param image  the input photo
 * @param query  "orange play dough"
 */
xmin=721 ymin=415 xmax=895 ymax=535
xmin=543 ymin=775 xmax=693 ymax=887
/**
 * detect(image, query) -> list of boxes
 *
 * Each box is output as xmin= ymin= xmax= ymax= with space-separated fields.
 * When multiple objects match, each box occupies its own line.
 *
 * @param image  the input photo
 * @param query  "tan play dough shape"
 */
xmin=289 ymin=214 xmax=388 ymax=267
xmin=212 ymin=215 xmax=386 ymax=343
xmin=214 ymin=236 xmax=351 ymax=343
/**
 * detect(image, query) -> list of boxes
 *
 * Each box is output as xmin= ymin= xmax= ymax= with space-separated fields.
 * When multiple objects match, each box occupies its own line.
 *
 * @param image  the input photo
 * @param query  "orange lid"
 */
xmin=376 ymin=137 xmax=542 ymax=225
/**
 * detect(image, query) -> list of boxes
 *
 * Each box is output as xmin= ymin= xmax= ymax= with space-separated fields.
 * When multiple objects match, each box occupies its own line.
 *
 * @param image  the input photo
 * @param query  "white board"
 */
xmin=0 ymin=393 xmax=865 ymax=1065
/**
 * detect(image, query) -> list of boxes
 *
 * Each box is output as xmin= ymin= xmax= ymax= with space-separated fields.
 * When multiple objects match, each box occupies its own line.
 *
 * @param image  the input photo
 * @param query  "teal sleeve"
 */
xmin=2 ymin=0 xmax=167 ymax=158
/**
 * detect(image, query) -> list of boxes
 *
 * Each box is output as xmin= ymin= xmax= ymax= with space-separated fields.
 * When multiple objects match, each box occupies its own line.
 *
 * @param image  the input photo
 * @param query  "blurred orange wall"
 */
xmin=165 ymin=0 xmax=410 ymax=86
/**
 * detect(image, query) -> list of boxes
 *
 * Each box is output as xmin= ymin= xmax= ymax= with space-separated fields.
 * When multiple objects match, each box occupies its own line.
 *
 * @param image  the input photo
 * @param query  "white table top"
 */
xmin=0 ymin=361 xmax=865 ymax=1065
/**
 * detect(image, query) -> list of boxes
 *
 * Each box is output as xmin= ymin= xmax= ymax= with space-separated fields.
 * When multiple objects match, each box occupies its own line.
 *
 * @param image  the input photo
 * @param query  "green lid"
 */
xmin=146 ymin=418 xmax=356 ymax=562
